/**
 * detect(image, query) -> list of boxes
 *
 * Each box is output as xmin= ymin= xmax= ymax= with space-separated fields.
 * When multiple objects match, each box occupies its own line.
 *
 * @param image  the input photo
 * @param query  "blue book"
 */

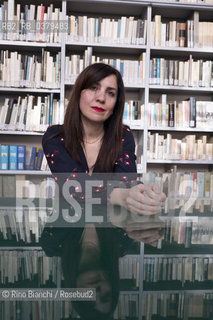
xmin=117 ymin=19 xmax=121 ymax=40
xmin=28 ymin=147 xmax=37 ymax=170
xmin=0 ymin=145 xmax=9 ymax=170
xmin=156 ymin=58 xmax=161 ymax=85
xmin=95 ymin=18 xmax=99 ymax=39
xmin=123 ymin=102 xmax=129 ymax=120
xmin=17 ymin=145 xmax=26 ymax=170
xmin=35 ymin=149 xmax=44 ymax=170
xmin=49 ymin=93 xmax=53 ymax=126
xmin=120 ymin=61 xmax=124 ymax=77
xmin=9 ymin=145 xmax=18 ymax=170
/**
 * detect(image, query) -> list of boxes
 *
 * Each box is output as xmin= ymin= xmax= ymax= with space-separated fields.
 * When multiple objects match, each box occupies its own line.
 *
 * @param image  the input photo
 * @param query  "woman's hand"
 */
xmin=123 ymin=217 xmax=164 ymax=247
xmin=124 ymin=183 xmax=166 ymax=216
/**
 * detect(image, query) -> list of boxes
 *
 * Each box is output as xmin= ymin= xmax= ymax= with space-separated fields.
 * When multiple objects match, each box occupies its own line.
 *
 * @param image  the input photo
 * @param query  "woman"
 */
xmin=42 ymin=62 xmax=165 ymax=216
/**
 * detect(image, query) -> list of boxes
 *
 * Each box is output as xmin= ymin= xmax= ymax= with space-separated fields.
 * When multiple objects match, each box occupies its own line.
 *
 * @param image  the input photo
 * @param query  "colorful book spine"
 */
xmin=9 ymin=145 xmax=18 ymax=170
xmin=17 ymin=145 xmax=26 ymax=170
xmin=35 ymin=149 xmax=44 ymax=170
xmin=0 ymin=145 xmax=9 ymax=170
xmin=28 ymin=147 xmax=37 ymax=170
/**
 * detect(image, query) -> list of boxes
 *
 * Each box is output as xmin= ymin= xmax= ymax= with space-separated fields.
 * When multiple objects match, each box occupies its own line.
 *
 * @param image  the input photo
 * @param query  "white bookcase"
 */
xmin=0 ymin=0 xmax=213 ymax=319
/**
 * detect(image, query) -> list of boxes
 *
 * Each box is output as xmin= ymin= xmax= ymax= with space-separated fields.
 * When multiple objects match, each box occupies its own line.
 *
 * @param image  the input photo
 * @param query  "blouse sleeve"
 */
xmin=42 ymin=125 xmax=78 ymax=174
xmin=114 ymin=127 xmax=137 ymax=173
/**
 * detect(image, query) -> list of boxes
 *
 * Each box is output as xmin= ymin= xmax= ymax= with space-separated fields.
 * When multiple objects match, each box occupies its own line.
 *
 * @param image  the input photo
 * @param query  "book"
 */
xmin=17 ymin=145 xmax=26 ymax=170
xmin=0 ymin=145 xmax=9 ymax=170
xmin=9 ymin=145 xmax=18 ymax=170
xmin=28 ymin=147 xmax=37 ymax=170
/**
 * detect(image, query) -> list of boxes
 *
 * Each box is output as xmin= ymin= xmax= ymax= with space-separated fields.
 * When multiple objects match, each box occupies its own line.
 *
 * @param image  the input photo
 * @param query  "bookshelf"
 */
xmin=0 ymin=0 xmax=213 ymax=319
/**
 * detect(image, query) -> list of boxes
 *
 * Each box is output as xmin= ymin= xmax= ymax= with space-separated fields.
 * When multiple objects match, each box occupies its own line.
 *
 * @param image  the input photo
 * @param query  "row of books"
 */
xmin=0 ymin=250 xmax=60 ymax=285
xmin=151 ymin=13 xmax=213 ymax=48
xmin=142 ymin=292 xmax=213 ymax=319
xmin=0 ymin=145 xmax=45 ymax=171
xmin=144 ymin=170 xmax=213 ymax=214
xmin=119 ymin=255 xmax=139 ymax=285
xmin=0 ymin=2 xmax=62 ymax=43
xmin=65 ymin=50 xmax=146 ymax=85
xmin=0 ymin=176 xmax=54 ymax=198
xmin=0 ymin=50 xmax=61 ymax=89
xmin=114 ymin=294 xmax=139 ymax=319
xmin=143 ymin=256 xmax=213 ymax=283
xmin=147 ymin=170 xmax=213 ymax=197
xmin=123 ymin=100 xmax=144 ymax=122
xmin=149 ymin=56 xmax=213 ymax=88
xmin=149 ymin=95 xmax=213 ymax=129
xmin=66 ymin=15 xmax=147 ymax=45
xmin=0 ymin=301 xmax=73 ymax=320
xmin=0 ymin=95 xmax=62 ymax=132
xmin=0 ymin=209 xmax=48 ymax=243
xmin=163 ymin=219 xmax=213 ymax=247
xmin=147 ymin=133 xmax=213 ymax=161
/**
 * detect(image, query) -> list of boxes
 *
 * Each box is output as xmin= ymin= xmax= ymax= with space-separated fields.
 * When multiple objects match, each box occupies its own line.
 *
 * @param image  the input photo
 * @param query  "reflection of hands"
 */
xmin=125 ymin=183 xmax=166 ymax=216
xmin=124 ymin=221 xmax=164 ymax=247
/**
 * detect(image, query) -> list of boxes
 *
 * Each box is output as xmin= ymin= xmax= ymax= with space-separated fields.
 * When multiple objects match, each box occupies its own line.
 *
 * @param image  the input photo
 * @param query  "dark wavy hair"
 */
xmin=61 ymin=227 xmax=120 ymax=320
xmin=63 ymin=63 xmax=125 ymax=172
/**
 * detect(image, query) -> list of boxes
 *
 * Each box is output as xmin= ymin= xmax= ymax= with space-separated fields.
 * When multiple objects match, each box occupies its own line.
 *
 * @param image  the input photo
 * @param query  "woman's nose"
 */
xmin=96 ymin=90 xmax=105 ymax=102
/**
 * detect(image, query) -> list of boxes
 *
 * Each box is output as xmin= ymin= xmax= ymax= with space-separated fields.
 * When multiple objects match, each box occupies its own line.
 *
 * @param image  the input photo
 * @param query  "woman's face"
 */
xmin=76 ymin=269 xmax=112 ymax=313
xmin=79 ymin=75 xmax=118 ymax=125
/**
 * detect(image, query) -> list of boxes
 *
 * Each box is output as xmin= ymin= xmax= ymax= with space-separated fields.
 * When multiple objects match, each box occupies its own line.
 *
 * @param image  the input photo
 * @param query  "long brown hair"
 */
xmin=63 ymin=63 xmax=125 ymax=172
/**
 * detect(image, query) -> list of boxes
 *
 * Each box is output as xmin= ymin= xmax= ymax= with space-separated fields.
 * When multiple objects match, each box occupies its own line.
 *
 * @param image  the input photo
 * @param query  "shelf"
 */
xmin=0 ymin=131 xmax=44 ymax=136
xmin=65 ymin=80 xmax=145 ymax=89
xmin=0 ymin=246 xmax=42 ymax=250
xmin=150 ymin=46 xmax=213 ymax=58
xmin=0 ymin=170 xmax=51 ymax=175
xmin=66 ymin=41 xmax=146 ymax=54
xmin=147 ymin=160 xmax=213 ymax=164
xmin=0 ymin=88 xmax=60 ymax=93
xmin=148 ymin=127 xmax=213 ymax=132
xmin=0 ymin=40 xmax=61 ymax=48
xmin=149 ymin=85 xmax=213 ymax=93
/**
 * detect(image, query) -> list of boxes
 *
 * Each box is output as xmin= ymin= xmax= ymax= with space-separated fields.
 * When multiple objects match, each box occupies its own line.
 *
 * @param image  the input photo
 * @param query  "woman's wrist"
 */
xmin=109 ymin=188 xmax=129 ymax=208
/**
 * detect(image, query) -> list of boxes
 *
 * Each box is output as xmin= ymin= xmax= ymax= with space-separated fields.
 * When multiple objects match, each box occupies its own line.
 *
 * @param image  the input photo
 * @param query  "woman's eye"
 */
xmin=108 ymin=91 xmax=115 ymax=97
xmin=90 ymin=86 xmax=98 ymax=91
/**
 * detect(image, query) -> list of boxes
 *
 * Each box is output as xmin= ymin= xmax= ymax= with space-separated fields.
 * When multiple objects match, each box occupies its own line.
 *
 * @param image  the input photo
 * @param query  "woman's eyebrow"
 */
xmin=107 ymin=87 xmax=117 ymax=91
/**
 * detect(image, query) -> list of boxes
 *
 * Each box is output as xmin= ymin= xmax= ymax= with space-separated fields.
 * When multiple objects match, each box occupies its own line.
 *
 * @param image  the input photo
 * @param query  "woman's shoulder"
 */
xmin=122 ymin=125 xmax=135 ymax=144
xmin=42 ymin=125 xmax=63 ymax=144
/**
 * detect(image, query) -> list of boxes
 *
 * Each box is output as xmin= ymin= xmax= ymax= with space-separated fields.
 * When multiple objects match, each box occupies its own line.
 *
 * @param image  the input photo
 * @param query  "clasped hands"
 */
xmin=110 ymin=183 xmax=166 ymax=247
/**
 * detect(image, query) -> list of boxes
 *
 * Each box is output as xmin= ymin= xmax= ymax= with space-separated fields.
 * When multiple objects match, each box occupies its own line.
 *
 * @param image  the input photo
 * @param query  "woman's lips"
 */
xmin=91 ymin=106 xmax=105 ymax=112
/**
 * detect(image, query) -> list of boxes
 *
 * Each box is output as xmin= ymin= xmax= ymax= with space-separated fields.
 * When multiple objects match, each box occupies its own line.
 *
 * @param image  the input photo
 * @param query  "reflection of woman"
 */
xmin=60 ymin=226 xmax=128 ymax=320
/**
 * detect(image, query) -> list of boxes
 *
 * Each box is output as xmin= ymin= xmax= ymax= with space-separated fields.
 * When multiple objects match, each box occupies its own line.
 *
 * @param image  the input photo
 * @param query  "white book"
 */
xmin=35 ymin=5 xmax=42 ymax=42
xmin=7 ymin=0 xmax=15 ymax=40
xmin=120 ymin=16 xmax=126 ymax=44
xmin=132 ymin=20 xmax=137 ymax=45
xmin=0 ymin=98 xmax=9 ymax=129
xmin=127 ymin=16 xmax=134 ymax=44
xmin=25 ymin=95 xmax=34 ymax=131
xmin=31 ymin=100 xmax=41 ymax=132
xmin=83 ymin=15 xmax=88 ymax=42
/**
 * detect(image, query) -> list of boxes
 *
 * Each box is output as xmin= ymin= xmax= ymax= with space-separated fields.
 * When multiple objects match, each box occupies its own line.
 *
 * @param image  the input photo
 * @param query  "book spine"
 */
xmin=9 ymin=145 xmax=18 ymax=170
xmin=168 ymin=103 xmax=175 ymax=127
xmin=0 ymin=145 xmax=9 ymax=170
xmin=17 ymin=145 xmax=26 ymax=170
xmin=28 ymin=147 xmax=37 ymax=170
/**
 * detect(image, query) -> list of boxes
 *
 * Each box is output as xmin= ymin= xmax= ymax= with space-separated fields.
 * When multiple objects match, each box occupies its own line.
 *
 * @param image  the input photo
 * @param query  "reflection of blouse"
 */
xmin=40 ymin=124 xmax=138 ymax=257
